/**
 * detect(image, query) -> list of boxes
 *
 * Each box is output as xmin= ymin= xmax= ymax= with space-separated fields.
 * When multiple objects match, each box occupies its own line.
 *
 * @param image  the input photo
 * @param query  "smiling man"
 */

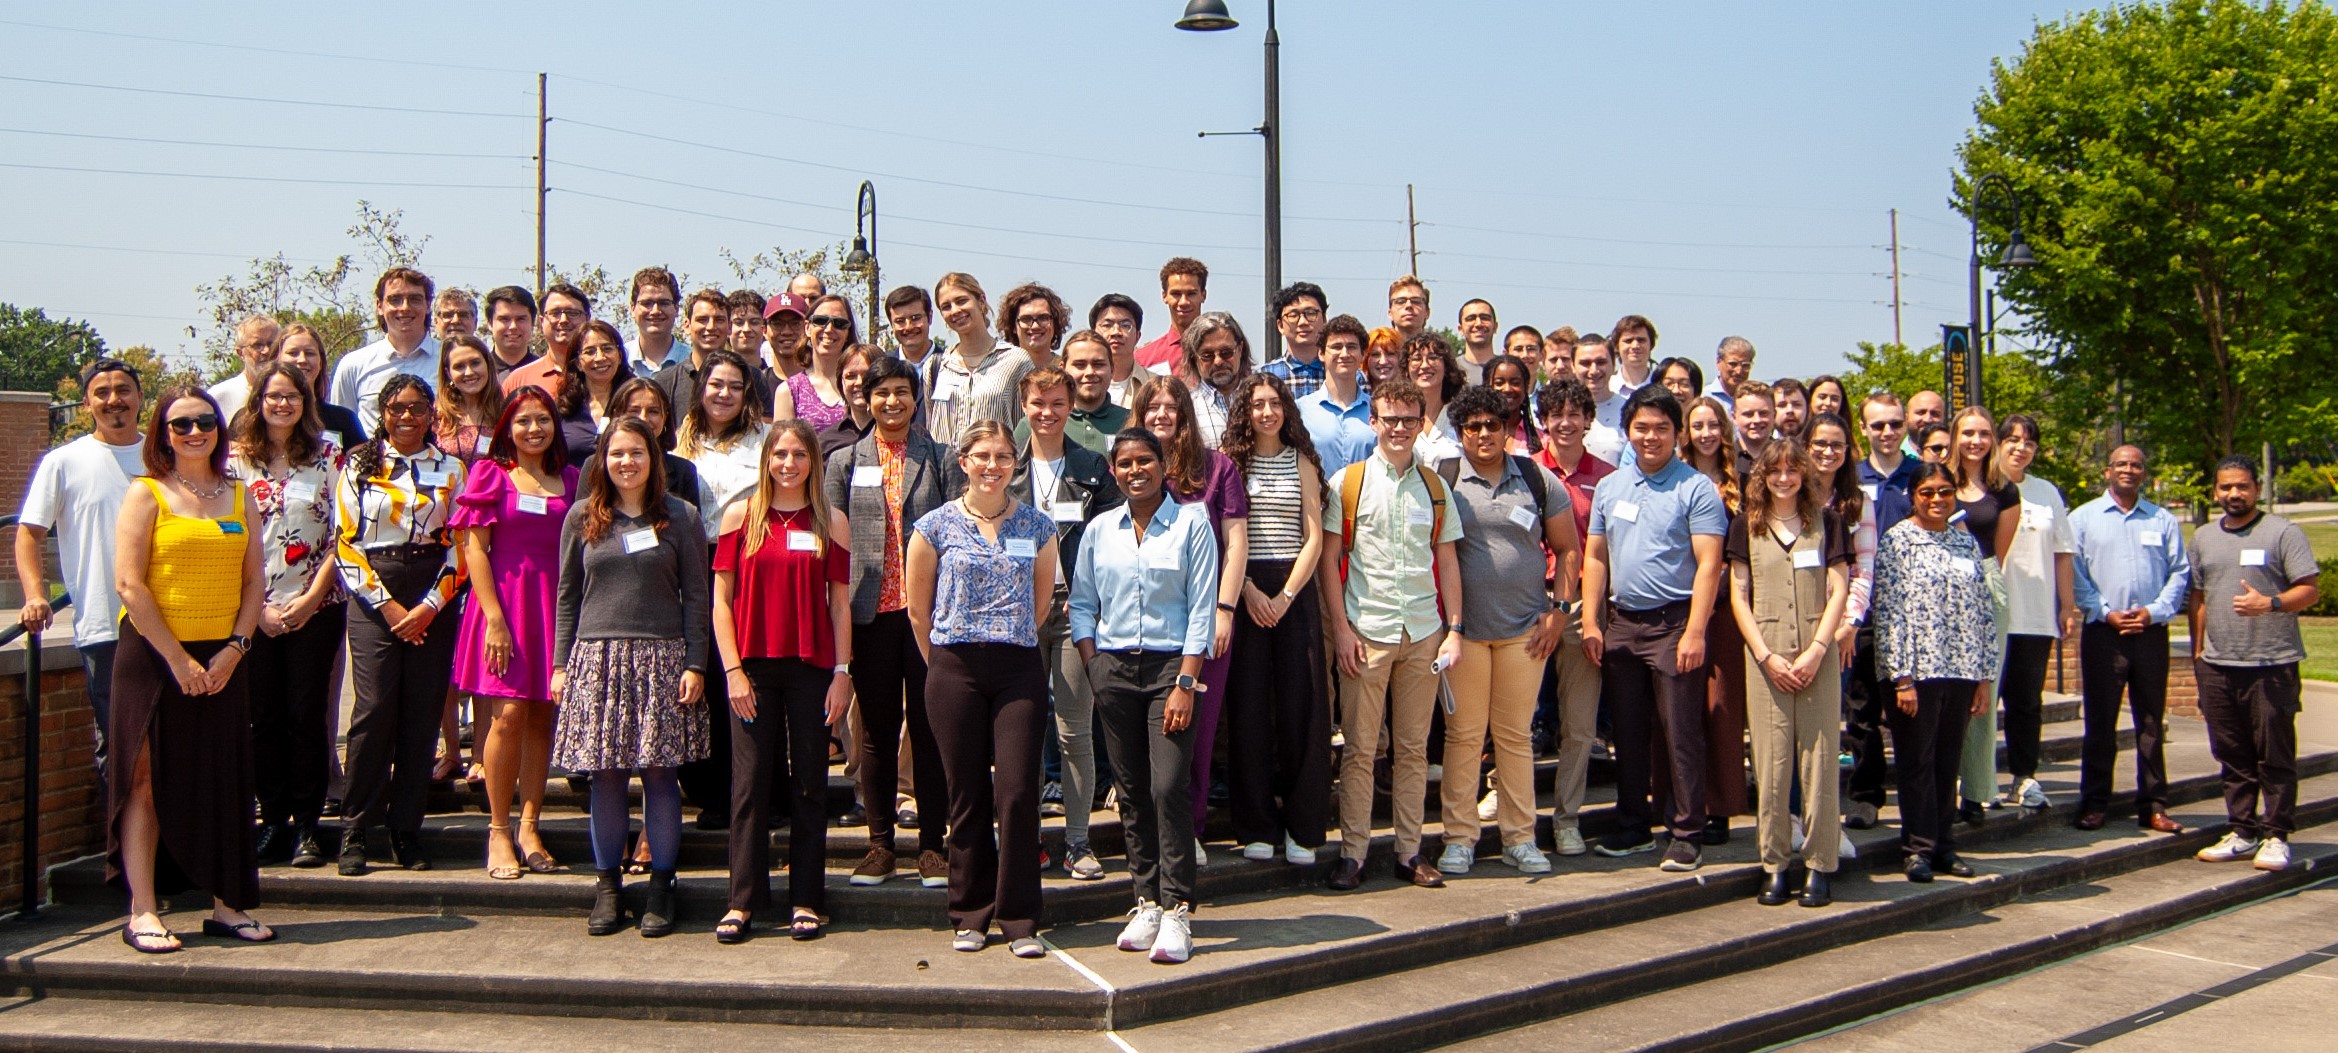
xmin=1134 ymin=257 xmax=1207 ymax=371
xmin=628 ymin=266 xmax=685 ymax=377
xmin=208 ymin=313 xmax=282 ymax=423
xmin=1017 ymin=330 xmax=1127 ymax=453
xmin=1259 ymin=282 xmax=1331 ymax=399
xmin=332 ymin=266 xmax=441 ymax=434
xmin=1181 ymin=311 xmax=1253 ymax=448
xmin=482 ymin=286 xmax=539 ymax=373
xmin=1457 ymin=299 xmax=1500 ymax=379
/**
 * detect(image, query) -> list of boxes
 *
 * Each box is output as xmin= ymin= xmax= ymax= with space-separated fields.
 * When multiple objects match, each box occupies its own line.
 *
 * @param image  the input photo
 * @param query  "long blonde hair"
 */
xmin=1949 ymin=405 xmax=2010 ymax=492
xmin=741 ymin=419 xmax=835 ymax=558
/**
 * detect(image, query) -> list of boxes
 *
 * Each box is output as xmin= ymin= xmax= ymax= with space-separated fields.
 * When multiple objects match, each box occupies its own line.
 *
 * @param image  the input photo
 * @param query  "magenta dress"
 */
xmin=451 ymin=461 xmax=579 ymax=701
xmin=786 ymin=370 xmax=849 ymax=433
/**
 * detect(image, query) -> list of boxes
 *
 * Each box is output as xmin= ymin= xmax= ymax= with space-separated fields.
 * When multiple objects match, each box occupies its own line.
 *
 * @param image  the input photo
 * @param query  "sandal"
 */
xmin=201 ymin=916 xmax=276 ymax=943
xmin=715 ymin=913 xmax=753 ymax=945
xmin=121 ymin=923 xmax=180 ymax=955
xmin=485 ymin=824 xmax=523 ymax=881
xmin=790 ymin=911 xmax=825 ymax=941
xmin=626 ymin=832 xmax=651 ymax=876
xmin=464 ymin=763 xmax=486 ymax=788
xmin=518 ymin=819 xmax=563 ymax=874
xmin=431 ymin=755 xmax=461 ymax=783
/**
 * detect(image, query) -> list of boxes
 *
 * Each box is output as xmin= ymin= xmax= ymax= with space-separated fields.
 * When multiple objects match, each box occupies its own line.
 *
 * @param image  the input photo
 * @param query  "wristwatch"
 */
xmin=1448 ymin=622 xmax=1466 ymax=636
xmin=834 ymin=663 xmax=851 ymax=676
xmin=226 ymin=633 xmax=253 ymax=655
xmin=1175 ymin=673 xmax=1208 ymax=693
xmin=1217 ymin=602 xmax=1237 ymax=613
xmin=2268 ymin=593 xmax=2283 ymax=613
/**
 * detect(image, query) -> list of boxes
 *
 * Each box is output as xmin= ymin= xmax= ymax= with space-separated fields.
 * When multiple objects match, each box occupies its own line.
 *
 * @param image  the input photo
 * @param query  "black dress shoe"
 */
xmin=2073 ymin=810 xmax=2108 ymax=831
xmin=1904 ymin=856 xmax=1934 ymax=883
xmin=1703 ymin=817 xmax=1732 ymax=846
xmin=1757 ymin=870 xmax=1794 ymax=906
xmin=695 ymin=809 xmax=732 ymax=831
xmin=1397 ymin=854 xmax=1445 ymax=888
xmin=254 ymin=822 xmax=292 ymax=865
xmin=391 ymin=831 xmax=429 ymax=871
xmin=337 ymin=829 xmax=368 ymax=876
xmin=1325 ymin=858 xmax=1365 ymax=891
xmin=289 ymin=823 xmax=326 ymax=869
xmin=1937 ymin=855 xmax=1976 ymax=879
xmin=1801 ymin=869 xmax=1833 ymax=907
xmin=1959 ymin=800 xmax=1987 ymax=826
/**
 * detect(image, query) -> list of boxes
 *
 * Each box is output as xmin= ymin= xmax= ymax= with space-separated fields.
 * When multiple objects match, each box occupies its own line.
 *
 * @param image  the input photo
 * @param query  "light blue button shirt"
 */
xmin=1588 ymin=455 xmax=1727 ymax=611
xmin=1069 ymin=497 xmax=1220 ymax=655
xmin=1297 ymin=383 xmax=1375 ymax=477
xmin=2070 ymin=493 xmax=2190 ymax=625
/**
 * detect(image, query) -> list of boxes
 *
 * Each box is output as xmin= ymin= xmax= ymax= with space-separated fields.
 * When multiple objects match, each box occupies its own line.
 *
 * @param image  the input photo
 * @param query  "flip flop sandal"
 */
xmin=790 ymin=912 xmax=825 ymax=941
xmin=121 ymin=925 xmax=180 ymax=954
xmin=201 ymin=918 xmax=276 ymax=943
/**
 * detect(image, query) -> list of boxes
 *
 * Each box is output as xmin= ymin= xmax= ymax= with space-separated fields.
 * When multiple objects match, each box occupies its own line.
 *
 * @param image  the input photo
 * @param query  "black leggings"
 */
xmin=342 ymin=550 xmax=460 ymax=835
xmin=925 ymin=643 xmax=1047 ymax=940
xmin=1998 ymin=634 xmax=2055 ymax=780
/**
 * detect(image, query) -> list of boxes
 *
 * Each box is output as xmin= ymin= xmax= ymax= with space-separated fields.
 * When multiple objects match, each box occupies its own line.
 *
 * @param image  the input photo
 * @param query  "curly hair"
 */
xmin=346 ymin=374 xmax=437 ymax=484
xmin=1743 ymin=438 xmax=1824 ymax=538
xmin=995 ymin=282 xmax=1069 ymax=351
xmin=1219 ymin=373 xmax=1325 ymax=493
xmin=1403 ymin=331 xmax=1464 ymax=404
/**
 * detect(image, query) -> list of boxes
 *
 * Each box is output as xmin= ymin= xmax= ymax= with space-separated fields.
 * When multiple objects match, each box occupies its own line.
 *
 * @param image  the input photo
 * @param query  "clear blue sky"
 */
xmin=0 ymin=1 xmax=2067 ymax=381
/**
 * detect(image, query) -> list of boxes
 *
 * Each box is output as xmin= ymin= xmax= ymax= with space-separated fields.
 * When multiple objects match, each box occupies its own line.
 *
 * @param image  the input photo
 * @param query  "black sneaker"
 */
xmin=337 ymin=829 xmax=368 ymax=876
xmin=1659 ymin=839 xmax=1702 ymax=872
xmin=1040 ymin=781 xmax=1066 ymax=818
xmin=1592 ymin=830 xmax=1658 ymax=857
xmin=1702 ymin=817 xmax=1731 ymax=846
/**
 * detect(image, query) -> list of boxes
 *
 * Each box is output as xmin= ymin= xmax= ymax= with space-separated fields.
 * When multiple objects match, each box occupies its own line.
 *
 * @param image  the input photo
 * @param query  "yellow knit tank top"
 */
xmin=141 ymin=476 xmax=248 ymax=641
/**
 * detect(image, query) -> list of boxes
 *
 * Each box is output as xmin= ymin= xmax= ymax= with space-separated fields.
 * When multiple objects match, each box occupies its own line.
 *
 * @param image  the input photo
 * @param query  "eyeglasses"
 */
xmin=1390 ymin=295 xmax=1427 ymax=308
xmin=1198 ymin=346 xmax=1243 ymax=363
xmin=1866 ymin=419 xmax=1905 ymax=431
xmin=1458 ymin=419 xmax=1505 ymax=435
xmin=1373 ymin=414 xmax=1424 ymax=430
xmin=808 ymin=315 xmax=853 ymax=331
xmin=383 ymin=402 xmax=431 ymax=419
xmin=165 ymin=413 xmax=220 ymax=434
xmin=1278 ymin=307 xmax=1324 ymax=323
xmin=1013 ymin=315 xmax=1053 ymax=329
xmin=1806 ymin=439 xmax=1847 ymax=452
xmin=1921 ymin=443 xmax=1951 ymax=455
xmin=260 ymin=392 xmax=304 ymax=406
xmin=544 ymin=308 xmax=587 ymax=321
xmin=1094 ymin=319 xmax=1136 ymax=334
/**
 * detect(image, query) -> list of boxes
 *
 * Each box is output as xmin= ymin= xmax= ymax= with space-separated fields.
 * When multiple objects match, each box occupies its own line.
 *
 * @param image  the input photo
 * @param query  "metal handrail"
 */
xmin=2 ymin=512 xmax=72 ymax=920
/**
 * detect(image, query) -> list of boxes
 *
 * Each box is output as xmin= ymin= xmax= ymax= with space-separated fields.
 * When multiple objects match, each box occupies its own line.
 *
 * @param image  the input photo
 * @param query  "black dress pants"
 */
xmin=342 ymin=550 xmax=459 ymax=836
xmin=2196 ymin=661 xmax=2300 ymax=840
xmin=1998 ymin=633 xmax=2055 ymax=781
xmin=1601 ymin=601 xmax=1707 ymax=842
xmin=729 ymin=658 xmax=833 ymax=914
xmin=250 ymin=601 xmax=348 ymax=827
xmin=2077 ymin=622 xmax=2170 ymax=819
xmin=926 ymin=643 xmax=1047 ymax=940
xmin=1091 ymin=650 xmax=1198 ymax=909
xmin=1887 ymin=678 xmax=1976 ymax=863
xmin=851 ymin=609 xmax=949 ymax=856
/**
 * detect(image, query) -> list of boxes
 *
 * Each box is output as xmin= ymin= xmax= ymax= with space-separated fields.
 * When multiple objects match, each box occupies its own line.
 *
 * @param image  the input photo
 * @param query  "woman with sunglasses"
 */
xmin=334 ymin=376 xmax=467 ymax=876
xmin=109 ymin=386 xmax=271 ymax=953
xmin=774 ymin=295 xmax=856 ymax=433
xmin=451 ymin=386 xmax=576 ymax=880
xmin=231 ymin=363 xmax=345 ymax=872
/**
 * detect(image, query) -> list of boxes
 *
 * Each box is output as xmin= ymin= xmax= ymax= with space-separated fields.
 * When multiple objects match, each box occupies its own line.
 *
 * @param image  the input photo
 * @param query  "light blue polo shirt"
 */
xmin=1587 ymin=454 xmax=1727 ymax=612
xmin=1298 ymin=383 xmax=1375 ymax=477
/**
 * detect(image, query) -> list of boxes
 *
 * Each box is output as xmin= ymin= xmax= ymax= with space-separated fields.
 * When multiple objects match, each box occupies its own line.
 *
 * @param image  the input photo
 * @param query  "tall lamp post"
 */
xmin=1176 ymin=0 xmax=1282 ymax=360
xmin=843 ymin=180 xmax=880 ymax=345
xmin=1964 ymin=172 xmax=2035 ymax=410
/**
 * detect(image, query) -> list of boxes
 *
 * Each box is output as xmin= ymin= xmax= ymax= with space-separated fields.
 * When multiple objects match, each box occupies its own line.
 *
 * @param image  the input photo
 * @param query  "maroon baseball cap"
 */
xmin=762 ymin=292 xmax=810 ymax=320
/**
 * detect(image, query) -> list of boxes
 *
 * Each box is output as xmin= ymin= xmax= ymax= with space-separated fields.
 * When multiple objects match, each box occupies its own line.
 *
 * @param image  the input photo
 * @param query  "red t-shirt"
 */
xmin=501 ymin=356 xmax=565 ymax=400
xmin=1133 ymin=329 xmax=1183 ymax=372
xmin=712 ymin=506 xmax=851 ymax=669
xmin=1537 ymin=446 xmax=1615 ymax=582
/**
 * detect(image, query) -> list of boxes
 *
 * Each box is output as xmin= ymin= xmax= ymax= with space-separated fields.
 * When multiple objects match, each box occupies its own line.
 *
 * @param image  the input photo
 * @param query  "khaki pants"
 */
xmin=1442 ymin=632 xmax=1541 ymax=848
xmin=1337 ymin=628 xmax=1443 ymax=862
xmin=1547 ymin=611 xmax=1602 ymax=830
xmin=1750 ymin=650 xmax=1842 ymax=874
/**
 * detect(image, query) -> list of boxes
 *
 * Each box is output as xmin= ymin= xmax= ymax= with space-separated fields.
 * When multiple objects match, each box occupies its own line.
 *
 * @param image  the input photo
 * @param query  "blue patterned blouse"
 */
xmin=915 ymin=499 xmax=1056 ymax=647
xmin=1873 ymin=518 xmax=2003 ymax=683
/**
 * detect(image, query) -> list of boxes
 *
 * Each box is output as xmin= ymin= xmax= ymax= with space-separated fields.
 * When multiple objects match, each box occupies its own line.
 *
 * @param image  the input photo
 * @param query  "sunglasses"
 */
xmin=808 ymin=315 xmax=853 ymax=331
xmin=165 ymin=413 xmax=220 ymax=435
xmin=1866 ymin=419 xmax=1905 ymax=431
xmin=1459 ymin=419 xmax=1506 ymax=435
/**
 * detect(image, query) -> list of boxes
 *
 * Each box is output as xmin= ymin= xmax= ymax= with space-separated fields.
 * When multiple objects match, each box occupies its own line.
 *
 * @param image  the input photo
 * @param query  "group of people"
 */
xmin=11 ymin=257 xmax=2315 ymax=964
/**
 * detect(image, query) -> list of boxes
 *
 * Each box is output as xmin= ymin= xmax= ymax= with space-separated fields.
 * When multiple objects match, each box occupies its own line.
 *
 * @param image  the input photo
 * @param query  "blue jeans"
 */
xmin=78 ymin=640 xmax=117 ymax=790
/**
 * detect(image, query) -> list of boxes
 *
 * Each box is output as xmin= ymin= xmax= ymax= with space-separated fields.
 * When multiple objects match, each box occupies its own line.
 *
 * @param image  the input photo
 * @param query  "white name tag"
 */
xmin=2138 ymin=530 xmax=2163 ymax=546
xmin=1507 ymin=504 xmax=1539 ymax=531
xmin=852 ymin=465 xmax=882 ymax=488
xmin=622 ymin=528 xmax=658 ymax=554
xmin=2022 ymin=502 xmax=2050 ymax=527
xmin=786 ymin=529 xmax=818 ymax=552
xmin=516 ymin=493 xmax=549 ymax=515
xmin=595 ymin=415 xmax=610 ymax=433
xmin=1859 ymin=483 xmax=1879 ymax=501
xmin=932 ymin=372 xmax=965 ymax=402
xmin=1407 ymin=505 xmax=1432 ymax=527
xmin=2241 ymin=548 xmax=2268 ymax=567
xmin=285 ymin=480 xmax=319 ymax=504
xmin=1951 ymin=557 xmax=1978 ymax=576
xmin=1051 ymin=500 xmax=1084 ymax=523
xmin=1792 ymin=548 xmax=1823 ymax=570
xmin=1612 ymin=500 xmax=1640 ymax=524
xmin=1948 ymin=508 xmax=1969 ymax=524
xmin=1004 ymin=537 xmax=1037 ymax=559
xmin=417 ymin=468 xmax=450 ymax=488
xmin=474 ymin=434 xmax=492 ymax=456
xmin=1144 ymin=542 xmax=1179 ymax=570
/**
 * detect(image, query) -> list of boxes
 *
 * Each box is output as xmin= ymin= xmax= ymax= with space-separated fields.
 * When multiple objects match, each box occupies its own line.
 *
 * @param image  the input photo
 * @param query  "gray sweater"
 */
xmin=554 ymin=495 xmax=710 ymax=671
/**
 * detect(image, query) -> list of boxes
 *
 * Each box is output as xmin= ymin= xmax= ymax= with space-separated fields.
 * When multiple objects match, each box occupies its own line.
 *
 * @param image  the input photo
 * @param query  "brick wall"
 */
xmin=0 ymin=392 xmax=56 ymax=605
xmin=2049 ymin=634 xmax=2201 ymax=718
xmin=0 ymin=644 xmax=101 ymax=909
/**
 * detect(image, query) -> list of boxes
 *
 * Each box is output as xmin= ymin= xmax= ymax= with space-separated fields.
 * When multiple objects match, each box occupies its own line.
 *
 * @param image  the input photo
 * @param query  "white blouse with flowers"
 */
xmin=236 ymin=440 xmax=345 ymax=609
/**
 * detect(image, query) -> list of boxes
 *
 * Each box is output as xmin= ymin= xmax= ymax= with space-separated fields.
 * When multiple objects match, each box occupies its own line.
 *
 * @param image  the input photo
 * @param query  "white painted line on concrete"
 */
xmin=2130 ymin=944 xmax=2255 ymax=971
xmin=1045 ymin=938 xmax=1118 ymax=994
xmin=1102 ymin=1030 xmax=1143 ymax=1053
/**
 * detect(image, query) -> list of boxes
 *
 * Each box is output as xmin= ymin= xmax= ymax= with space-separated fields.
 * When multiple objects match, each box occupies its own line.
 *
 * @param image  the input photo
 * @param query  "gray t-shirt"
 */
xmin=1446 ymin=455 xmax=1564 ymax=640
xmin=2190 ymin=512 xmax=2315 ymax=666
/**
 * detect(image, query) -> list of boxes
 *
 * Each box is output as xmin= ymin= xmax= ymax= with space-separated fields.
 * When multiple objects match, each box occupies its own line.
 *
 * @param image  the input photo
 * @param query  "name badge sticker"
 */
xmin=1506 ymin=504 xmax=1540 ymax=531
xmin=1406 ymin=505 xmax=1432 ymax=527
xmin=2138 ymin=530 xmax=2163 ymax=547
xmin=474 ymin=434 xmax=493 ymax=457
xmin=851 ymin=465 xmax=883 ymax=488
xmin=1612 ymin=499 xmax=1640 ymax=524
xmin=1004 ymin=537 xmax=1038 ymax=559
xmin=1951 ymin=557 xmax=1978 ymax=576
xmin=286 ymin=480 xmax=320 ymax=504
xmin=2022 ymin=502 xmax=2050 ymax=528
xmin=217 ymin=520 xmax=245 ymax=535
xmin=323 ymin=431 xmax=345 ymax=451
xmin=1859 ymin=483 xmax=1879 ymax=502
xmin=622 ymin=528 xmax=659 ymax=554
xmin=1051 ymin=500 xmax=1085 ymax=523
xmin=2241 ymin=548 xmax=2268 ymax=567
xmin=1948 ymin=508 xmax=1968 ymax=524
xmin=786 ymin=529 xmax=819 ymax=552
xmin=1144 ymin=541 xmax=1179 ymax=570
xmin=516 ymin=493 xmax=550 ymax=516
xmin=417 ymin=468 xmax=450 ymax=488
xmin=1792 ymin=548 xmax=1823 ymax=570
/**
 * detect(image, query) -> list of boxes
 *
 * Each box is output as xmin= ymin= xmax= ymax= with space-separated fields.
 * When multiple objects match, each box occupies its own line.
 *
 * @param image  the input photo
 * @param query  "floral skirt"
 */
xmin=552 ymin=638 xmax=709 ymax=771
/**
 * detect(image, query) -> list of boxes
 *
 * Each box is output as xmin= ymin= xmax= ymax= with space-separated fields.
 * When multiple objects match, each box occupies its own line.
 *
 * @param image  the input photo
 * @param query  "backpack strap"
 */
xmin=1512 ymin=454 xmax=1550 ymax=522
xmin=1338 ymin=462 xmax=1366 ymax=576
xmin=1415 ymin=462 xmax=1449 ymax=540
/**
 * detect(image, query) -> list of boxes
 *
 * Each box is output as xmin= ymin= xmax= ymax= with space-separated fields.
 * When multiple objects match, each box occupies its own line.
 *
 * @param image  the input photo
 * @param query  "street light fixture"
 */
xmin=844 ymin=180 xmax=879 ymax=343
xmin=1177 ymin=0 xmax=1282 ymax=359
xmin=1964 ymin=172 xmax=2034 ymax=410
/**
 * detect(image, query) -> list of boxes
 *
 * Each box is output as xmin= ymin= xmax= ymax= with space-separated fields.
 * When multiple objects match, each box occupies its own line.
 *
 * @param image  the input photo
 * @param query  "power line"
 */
xmin=0 ymin=126 xmax=523 ymax=160
xmin=1423 ymin=248 xmax=1872 ymax=278
xmin=1431 ymin=275 xmax=1878 ymax=306
xmin=1421 ymin=220 xmax=1868 ymax=252
xmin=0 ymin=74 xmax=524 ymax=118
xmin=0 ymin=161 xmax=526 ymax=191
xmin=0 ymin=17 xmax=536 ymax=75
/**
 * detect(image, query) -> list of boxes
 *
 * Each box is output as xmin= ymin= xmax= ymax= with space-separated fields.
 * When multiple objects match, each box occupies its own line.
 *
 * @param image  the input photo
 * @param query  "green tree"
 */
xmin=0 ymin=304 xmax=106 ymax=396
xmin=1959 ymin=0 xmax=2338 ymax=483
xmin=192 ymin=200 xmax=431 ymax=379
xmin=1839 ymin=339 xmax=2092 ymax=494
xmin=50 ymin=344 xmax=199 ymax=442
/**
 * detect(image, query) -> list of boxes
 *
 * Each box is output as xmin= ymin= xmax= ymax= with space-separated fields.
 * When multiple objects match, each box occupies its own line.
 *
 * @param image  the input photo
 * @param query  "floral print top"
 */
xmin=235 ymin=441 xmax=345 ymax=608
xmin=914 ymin=499 xmax=1055 ymax=647
xmin=1873 ymin=518 xmax=2002 ymax=683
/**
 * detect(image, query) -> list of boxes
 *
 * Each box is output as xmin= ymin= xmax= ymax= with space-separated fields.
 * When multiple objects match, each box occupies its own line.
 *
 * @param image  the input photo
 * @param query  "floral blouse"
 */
xmin=237 ymin=441 xmax=345 ymax=609
xmin=914 ymin=500 xmax=1055 ymax=647
xmin=1873 ymin=518 xmax=2002 ymax=683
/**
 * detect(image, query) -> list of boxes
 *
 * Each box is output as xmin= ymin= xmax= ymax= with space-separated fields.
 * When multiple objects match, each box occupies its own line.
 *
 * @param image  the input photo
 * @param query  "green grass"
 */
xmin=2297 ymin=518 xmax=2338 ymax=560
xmin=2300 ymin=617 xmax=2338 ymax=682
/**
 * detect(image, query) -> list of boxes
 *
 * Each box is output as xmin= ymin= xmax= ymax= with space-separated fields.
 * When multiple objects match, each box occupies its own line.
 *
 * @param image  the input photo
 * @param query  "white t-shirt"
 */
xmin=207 ymin=373 xmax=253 ymax=425
xmin=2003 ymin=474 xmax=2078 ymax=637
xmin=18 ymin=435 xmax=146 ymax=645
xmin=1583 ymin=420 xmax=1627 ymax=466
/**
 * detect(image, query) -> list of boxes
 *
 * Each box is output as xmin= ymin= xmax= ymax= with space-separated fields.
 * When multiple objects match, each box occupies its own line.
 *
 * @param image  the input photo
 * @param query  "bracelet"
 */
xmin=1218 ymin=602 xmax=1237 ymax=613
xmin=724 ymin=665 xmax=743 ymax=674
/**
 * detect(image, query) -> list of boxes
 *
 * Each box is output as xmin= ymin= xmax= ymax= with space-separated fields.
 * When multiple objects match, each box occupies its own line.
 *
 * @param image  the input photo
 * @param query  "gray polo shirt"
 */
xmin=1589 ymin=455 xmax=1728 ymax=612
xmin=2189 ymin=511 xmax=2316 ymax=666
xmin=1447 ymin=455 xmax=1565 ymax=640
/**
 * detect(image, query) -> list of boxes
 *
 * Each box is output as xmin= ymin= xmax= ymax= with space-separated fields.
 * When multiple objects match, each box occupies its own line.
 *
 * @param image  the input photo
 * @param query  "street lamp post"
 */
xmin=1177 ymin=0 xmax=1282 ymax=360
xmin=1964 ymin=172 xmax=2036 ymax=410
xmin=844 ymin=180 xmax=879 ymax=346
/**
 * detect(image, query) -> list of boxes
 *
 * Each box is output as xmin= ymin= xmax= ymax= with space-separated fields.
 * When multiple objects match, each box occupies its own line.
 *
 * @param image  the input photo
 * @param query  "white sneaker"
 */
xmin=1427 ymin=763 xmax=1444 ymax=783
xmin=2197 ymin=831 xmax=2260 ymax=863
xmin=1241 ymin=841 xmax=1275 ymax=861
xmin=1436 ymin=840 xmax=1476 ymax=874
xmin=1116 ymin=900 xmax=1163 ymax=952
xmin=1791 ymin=816 xmax=1807 ymax=852
xmin=1838 ymin=827 xmax=1858 ymax=860
xmin=1283 ymin=837 xmax=1315 ymax=865
xmin=2017 ymin=777 xmax=2049 ymax=810
xmin=2253 ymin=837 xmax=2291 ymax=872
xmin=1502 ymin=843 xmax=1553 ymax=874
xmin=952 ymin=929 xmax=986 ymax=952
xmin=1193 ymin=838 xmax=1208 ymax=867
xmin=1148 ymin=904 xmax=1193 ymax=964
xmin=1555 ymin=827 xmax=1588 ymax=857
xmin=1477 ymin=789 xmax=1502 ymax=822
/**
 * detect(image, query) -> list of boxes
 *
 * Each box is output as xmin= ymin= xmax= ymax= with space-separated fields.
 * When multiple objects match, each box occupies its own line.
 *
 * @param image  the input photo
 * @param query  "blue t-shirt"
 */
xmin=914 ymin=500 xmax=1057 ymax=647
xmin=1588 ymin=455 xmax=1727 ymax=611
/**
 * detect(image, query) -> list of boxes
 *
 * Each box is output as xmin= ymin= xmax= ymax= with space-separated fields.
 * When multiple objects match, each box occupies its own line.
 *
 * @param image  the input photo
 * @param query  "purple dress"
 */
xmin=1173 ymin=450 xmax=1249 ymax=830
xmin=451 ymin=461 xmax=579 ymax=701
xmin=786 ymin=370 xmax=849 ymax=433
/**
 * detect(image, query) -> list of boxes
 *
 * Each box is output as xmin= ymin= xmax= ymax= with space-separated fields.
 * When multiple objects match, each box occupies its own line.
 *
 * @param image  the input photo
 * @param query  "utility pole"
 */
xmin=1406 ymin=184 xmax=1420 ymax=276
xmin=1888 ymin=208 xmax=1903 ymax=347
xmin=535 ymin=72 xmax=548 ymax=292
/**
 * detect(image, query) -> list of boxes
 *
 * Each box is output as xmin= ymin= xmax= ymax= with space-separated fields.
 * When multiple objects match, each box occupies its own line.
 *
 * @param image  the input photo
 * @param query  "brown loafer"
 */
xmin=1325 ymin=858 xmax=1365 ymax=891
xmin=2142 ymin=811 xmax=2184 ymax=834
xmin=2073 ymin=811 xmax=2108 ymax=831
xmin=1396 ymin=854 xmax=1445 ymax=889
